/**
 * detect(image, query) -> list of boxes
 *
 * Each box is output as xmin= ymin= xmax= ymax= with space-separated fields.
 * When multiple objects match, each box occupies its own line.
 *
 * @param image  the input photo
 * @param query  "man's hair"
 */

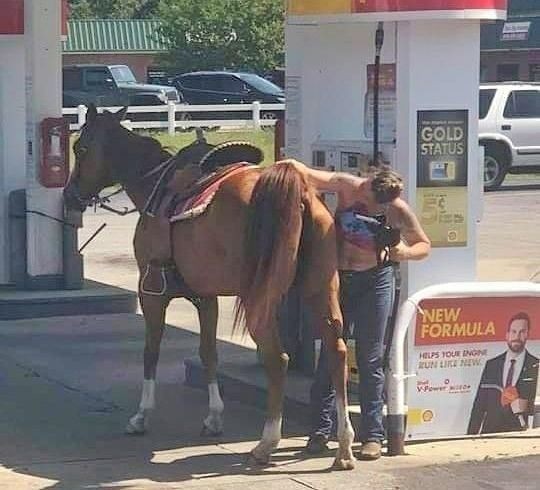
xmin=508 ymin=311 xmax=530 ymax=331
xmin=363 ymin=165 xmax=404 ymax=204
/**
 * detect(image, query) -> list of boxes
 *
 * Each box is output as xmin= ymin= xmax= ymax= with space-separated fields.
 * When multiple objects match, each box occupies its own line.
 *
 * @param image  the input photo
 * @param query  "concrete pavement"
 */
xmin=0 ymin=313 xmax=539 ymax=489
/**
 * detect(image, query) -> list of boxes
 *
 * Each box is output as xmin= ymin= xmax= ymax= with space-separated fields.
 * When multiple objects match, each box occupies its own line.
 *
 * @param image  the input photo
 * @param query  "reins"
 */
xmin=90 ymin=153 xmax=177 ymax=217
xmin=90 ymin=190 xmax=137 ymax=216
xmin=69 ymin=158 xmax=173 ymax=253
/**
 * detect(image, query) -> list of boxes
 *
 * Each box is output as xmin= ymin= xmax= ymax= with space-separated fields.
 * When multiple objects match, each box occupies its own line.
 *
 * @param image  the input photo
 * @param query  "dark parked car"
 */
xmin=264 ymin=68 xmax=285 ymax=89
xmin=172 ymin=71 xmax=284 ymax=122
xmin=63 ymin=64 xmax=181 ymax=108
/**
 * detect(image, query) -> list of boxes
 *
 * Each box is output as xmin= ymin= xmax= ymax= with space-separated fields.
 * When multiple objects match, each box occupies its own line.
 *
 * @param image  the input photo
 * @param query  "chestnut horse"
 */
xmin=63 ymin=105 xmax=355 ymax=469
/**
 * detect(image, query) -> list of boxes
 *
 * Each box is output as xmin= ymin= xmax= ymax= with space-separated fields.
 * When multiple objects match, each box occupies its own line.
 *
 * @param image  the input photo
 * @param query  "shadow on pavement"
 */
xmin=0 ymin=313 xmax=320 ymax=489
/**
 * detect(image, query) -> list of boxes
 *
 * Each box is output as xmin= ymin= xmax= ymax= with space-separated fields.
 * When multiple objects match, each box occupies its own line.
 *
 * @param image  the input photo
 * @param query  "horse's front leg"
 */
xmin=309 ymin=282 xmax=356 ymax=470
xmin=197 ymin=296 xmax=224 ymax=436
xmin=248 ymin=329 xmax=288 ymax=465
xmin=126 ymin=293 xmax=168 ymax=434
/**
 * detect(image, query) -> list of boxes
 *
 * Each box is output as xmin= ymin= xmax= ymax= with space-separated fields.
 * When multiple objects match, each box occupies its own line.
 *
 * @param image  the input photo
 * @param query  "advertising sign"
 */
xmin=285 ymin=76 xmax=303 ymax=159
xmin=417 ymin=110 xmax=468 ymax=188
xmin=407 ymin=297 xmax=540 ymax=440
xmin=287 ymin=0 xmax=507 ymax=16
xmin=416 ymin=187 xmax=467 ymax=247
xmin=416 ymin=110 xmax=468 ymax=247
xmin=501 ymin=21 xmax=531 ymax=41
xmin=364 ymin=64 xmax=396 ymax=143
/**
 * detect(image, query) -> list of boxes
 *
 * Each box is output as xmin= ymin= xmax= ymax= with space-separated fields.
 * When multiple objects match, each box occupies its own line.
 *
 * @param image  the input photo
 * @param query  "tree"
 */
xmin=157 ymin=0 xmax=284 ymax=74
xmin=68 ymin=0 xmax=160 ymax=19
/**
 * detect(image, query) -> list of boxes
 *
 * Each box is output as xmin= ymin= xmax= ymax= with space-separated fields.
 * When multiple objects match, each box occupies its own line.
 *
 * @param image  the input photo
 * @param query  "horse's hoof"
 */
xmin=201 ymin=415 xmax=223 ymax=437
xmin=332 ymin=456 xmax=356 ymax=471
xmin=125 ymin=423 xmax=146 ymax=435
xmin=200 ymin=424 xmax=223 ymax=437
xmin=125 ymin=416 xmax=146 ymax=435
xmin=246 ymin=450 xmax=271 ymax=467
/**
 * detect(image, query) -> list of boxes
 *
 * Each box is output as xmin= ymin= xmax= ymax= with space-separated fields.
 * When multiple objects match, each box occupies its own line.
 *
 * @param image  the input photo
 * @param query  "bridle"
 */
xmin=66 ymin=144 xmax=178 ymax=216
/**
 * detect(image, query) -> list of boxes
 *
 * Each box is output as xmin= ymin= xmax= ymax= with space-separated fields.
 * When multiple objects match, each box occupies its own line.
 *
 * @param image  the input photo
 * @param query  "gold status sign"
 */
xmin=416 ymin=110 xmax=468 ymax=247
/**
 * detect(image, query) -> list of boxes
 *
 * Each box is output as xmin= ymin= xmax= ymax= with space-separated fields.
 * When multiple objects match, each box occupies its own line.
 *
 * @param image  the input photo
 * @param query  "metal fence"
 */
xmin=62 ymin=101 xmax=285 ymax=133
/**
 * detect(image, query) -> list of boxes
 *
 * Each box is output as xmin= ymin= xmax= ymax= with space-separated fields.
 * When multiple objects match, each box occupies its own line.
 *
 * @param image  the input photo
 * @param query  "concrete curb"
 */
xmin=0 ymin=279 xmax=137 ymax=320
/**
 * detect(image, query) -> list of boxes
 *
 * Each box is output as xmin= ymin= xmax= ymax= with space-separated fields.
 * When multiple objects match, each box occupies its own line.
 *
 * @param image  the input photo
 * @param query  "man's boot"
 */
xmin=358 ymin=441 xmax=382 ymax=460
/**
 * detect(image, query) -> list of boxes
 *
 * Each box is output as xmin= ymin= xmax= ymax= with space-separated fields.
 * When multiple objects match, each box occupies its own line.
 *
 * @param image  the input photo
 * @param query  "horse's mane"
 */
xmin=107 ymin=124 xmax=173 ymax=184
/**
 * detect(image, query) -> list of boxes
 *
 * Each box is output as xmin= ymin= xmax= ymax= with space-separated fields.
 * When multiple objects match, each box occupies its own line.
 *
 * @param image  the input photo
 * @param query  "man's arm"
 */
xmin=467 ymin=366 xmax=489 ymax=434
xmin=388 ymin=199 xmax=431 ymax=262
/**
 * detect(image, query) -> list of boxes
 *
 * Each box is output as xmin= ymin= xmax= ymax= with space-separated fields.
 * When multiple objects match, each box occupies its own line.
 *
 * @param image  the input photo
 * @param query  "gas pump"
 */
xmin=285 ymin=0 xmax=506 ymax=447
xmin=286 ymin=0 xmax=501 ymax=298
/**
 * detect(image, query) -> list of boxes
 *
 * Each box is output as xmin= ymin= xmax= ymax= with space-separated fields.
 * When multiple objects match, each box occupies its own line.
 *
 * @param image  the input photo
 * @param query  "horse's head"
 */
xmin=63 ymin=104 xmax=128 ymax=211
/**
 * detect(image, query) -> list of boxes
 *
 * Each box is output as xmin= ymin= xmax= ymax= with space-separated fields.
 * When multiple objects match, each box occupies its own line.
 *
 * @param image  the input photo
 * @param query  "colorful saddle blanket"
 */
xmin=169 ymin=163 xmax=253 ymax=223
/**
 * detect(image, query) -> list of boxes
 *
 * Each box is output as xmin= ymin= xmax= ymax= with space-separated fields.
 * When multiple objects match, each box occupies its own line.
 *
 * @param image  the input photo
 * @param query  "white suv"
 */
xmin=479 ymin=82 xmax=540 ymax=190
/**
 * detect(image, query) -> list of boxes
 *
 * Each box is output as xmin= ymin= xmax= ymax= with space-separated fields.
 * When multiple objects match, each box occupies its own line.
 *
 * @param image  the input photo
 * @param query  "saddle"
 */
xmin=168 ymin=162 xmax=252 ymax=223
xmin=144 ymin=138 xmax=263 ymax=217
xmin=140 ymin=134 xmax=263 ymax=298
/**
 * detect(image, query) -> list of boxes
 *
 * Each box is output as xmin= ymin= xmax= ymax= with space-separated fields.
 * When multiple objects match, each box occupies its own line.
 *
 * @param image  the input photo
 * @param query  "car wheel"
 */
xmin=483 ymin=152 xmax=507 ymax=191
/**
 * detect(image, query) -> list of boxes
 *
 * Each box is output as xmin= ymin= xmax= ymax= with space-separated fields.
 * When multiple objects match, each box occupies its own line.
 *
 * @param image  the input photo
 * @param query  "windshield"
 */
xmin=238 ymin=73 xmax=283 ymax=96
xmin=110 ymin=66 xmax=137 ymax=84
xmin=479 ymin=89 xmax=496 ymax=119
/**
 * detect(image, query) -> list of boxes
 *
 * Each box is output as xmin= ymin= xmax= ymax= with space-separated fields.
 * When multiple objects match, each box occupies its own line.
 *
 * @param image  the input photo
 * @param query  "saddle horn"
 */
xmin=195 ymin=128 xmax=207 ymax=143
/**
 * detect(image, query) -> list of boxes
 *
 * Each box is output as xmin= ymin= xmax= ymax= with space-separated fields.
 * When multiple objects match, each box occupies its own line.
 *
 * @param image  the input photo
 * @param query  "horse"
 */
xmin=63 ymin=105 xmax=356 ymax=470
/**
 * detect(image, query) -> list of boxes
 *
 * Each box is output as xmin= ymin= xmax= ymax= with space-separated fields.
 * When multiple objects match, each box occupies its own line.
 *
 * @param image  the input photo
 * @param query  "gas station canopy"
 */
xmin=287 ymin=0 xmax=507 ymax=22
xmin=0 ymin=0 xmax=68 ymax=35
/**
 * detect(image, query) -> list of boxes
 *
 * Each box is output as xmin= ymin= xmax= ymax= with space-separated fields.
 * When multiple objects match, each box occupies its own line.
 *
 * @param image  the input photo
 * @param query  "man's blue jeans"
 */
xmin=309 ymin=266 xmax=394 ymax=443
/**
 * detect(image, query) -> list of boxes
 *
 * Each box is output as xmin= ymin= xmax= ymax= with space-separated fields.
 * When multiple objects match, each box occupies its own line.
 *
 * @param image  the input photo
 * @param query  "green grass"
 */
xmin=70 ymin=128 xmax=276 ymax=168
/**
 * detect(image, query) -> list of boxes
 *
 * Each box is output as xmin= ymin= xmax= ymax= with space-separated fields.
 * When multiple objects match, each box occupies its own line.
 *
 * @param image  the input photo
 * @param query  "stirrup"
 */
xmin=140 ymin=263 xmax=169 ymax=296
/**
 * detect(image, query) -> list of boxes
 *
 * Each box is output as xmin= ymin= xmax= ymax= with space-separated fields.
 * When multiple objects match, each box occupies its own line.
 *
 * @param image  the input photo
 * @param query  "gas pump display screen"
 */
xmin=429 ymin=162 xmax=456 ymax=181
xmin=342 ymin=152 xmax=360 ymax=169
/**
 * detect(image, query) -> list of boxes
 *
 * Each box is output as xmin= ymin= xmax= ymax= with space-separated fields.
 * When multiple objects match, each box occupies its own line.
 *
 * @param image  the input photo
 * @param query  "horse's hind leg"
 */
xmin=307 ymin=280 xmax=356 ymax=470
xmin=126 ymin=294 xmax=169 ymax=434
xmin=249 ymin=329 xmax=288 ymax=465
xmin=197 ymin=296 xmax=224 ymax=436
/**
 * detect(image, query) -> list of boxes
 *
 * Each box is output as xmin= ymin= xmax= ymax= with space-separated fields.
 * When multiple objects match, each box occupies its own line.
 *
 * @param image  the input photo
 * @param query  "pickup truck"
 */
xmin=62 ymin=64 xmax=181 ymax=107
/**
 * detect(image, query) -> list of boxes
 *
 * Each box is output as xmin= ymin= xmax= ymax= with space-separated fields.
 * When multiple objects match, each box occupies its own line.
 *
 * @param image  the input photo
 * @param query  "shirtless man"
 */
xmin=282 ymin=159 xmax=431 ymax=460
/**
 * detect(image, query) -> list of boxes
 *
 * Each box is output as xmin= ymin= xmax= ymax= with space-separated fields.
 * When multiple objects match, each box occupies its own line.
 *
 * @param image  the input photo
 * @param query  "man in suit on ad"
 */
xmin=467 ymin=312 xmax=539 ymax=434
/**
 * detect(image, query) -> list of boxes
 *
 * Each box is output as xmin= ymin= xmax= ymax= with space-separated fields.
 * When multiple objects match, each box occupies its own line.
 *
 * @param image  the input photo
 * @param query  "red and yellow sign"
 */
xmin=0 ymin=0 xmax=24 ymax=34
xmin=0 ymin=0 xmax=69 ymax=36
xmin=288 ymin=0 xmax=507 ymax=15
xmin=415 ymin=297 xmax=540 ymax=346
xmin=353 ymin=0 xmax=507 ymax=12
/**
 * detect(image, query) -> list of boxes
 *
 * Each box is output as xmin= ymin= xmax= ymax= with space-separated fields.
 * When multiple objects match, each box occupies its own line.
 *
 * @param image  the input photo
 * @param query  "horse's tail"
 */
xmin=234 ymin=163 xmax=307 ymax=339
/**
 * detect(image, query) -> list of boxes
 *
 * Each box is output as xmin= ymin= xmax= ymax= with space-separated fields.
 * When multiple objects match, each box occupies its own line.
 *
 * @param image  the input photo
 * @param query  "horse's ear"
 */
xmin=86 ymin=103 xmax=97 ymax=123
xmin=115 ymin=106 xmax=128 ymax=122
